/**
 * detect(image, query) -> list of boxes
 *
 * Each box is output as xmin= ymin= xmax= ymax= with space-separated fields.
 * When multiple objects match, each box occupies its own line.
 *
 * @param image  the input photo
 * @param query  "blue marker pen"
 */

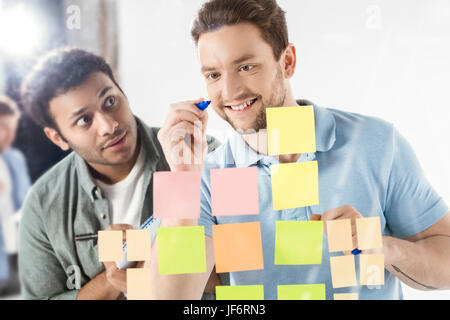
xmin=196 ymin=100 xmax=211 ymax=111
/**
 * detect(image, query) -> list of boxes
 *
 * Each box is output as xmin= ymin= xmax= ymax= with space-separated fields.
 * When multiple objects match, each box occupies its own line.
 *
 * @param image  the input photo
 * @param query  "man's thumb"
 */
xmin=309 ymin=214 xmax=322 ymax=221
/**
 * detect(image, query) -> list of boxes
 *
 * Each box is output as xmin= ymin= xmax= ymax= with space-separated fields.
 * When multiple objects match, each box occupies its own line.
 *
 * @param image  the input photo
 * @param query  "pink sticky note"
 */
xmin=210 ymin=167 xmax=259 ymax=216
xmin=153 ymin=171 xmax=201 ymax=219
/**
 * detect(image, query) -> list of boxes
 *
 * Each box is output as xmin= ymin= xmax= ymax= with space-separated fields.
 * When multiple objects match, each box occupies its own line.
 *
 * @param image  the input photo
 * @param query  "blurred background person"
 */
xmin=0 ymin=95 xmax=31 ymax=296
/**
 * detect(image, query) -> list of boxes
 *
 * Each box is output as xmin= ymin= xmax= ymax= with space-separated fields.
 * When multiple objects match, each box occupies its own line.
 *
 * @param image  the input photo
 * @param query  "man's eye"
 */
xmin=240 ymin=65 xmax=254 ymax=72
xmin=207 ymin=73 xmax=220 ymax=80
xmin=76 ymin=115 xmax=91 ymax=127
xmin=104 ymin=96 xmax=115 ymax=108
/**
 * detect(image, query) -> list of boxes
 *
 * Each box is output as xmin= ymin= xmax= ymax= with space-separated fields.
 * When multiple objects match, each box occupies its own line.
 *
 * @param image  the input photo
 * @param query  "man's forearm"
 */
xmin=384 ymin=235 xmax=450 ymax=290
xmin=76 ymin=270 xmax=122 ymax=300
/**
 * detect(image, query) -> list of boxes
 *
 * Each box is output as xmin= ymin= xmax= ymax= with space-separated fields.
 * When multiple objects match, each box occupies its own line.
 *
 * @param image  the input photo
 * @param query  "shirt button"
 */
xmin=100 ymin=213 xmax=106 ymax=219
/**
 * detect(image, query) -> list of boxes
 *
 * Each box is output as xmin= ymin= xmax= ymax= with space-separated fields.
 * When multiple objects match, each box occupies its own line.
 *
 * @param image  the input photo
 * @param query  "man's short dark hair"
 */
xmin=0 ymin=95 xmax=20 ymax=117
xmin=20 ymin=47 xmax=122 ymax=129
xmin=191 ymin=0 xmax=289 ymax=60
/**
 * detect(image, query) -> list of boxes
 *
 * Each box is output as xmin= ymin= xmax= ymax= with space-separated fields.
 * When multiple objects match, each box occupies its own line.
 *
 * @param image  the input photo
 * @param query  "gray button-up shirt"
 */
xmin=18 ymin=118 xmax=220 ymax=299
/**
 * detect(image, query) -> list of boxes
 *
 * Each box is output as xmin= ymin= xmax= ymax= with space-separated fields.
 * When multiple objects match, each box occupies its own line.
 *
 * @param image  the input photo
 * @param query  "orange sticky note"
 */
xmin=212 ymin=222 xmax=264 ymax=273
xmin=153 ymin=171 xmax=201 ymax=219
xmin=360 ymin=254 xmax=385 ymax=286
xmin=334 ymin=293 xmax=358 ymax=300
xmin=126 ymin=268 xmax=152 ymax=300
xmin=356 ymin=217 xmax=382 ymax=250
xmin=329 ymin=255 xmax=357 ymax=288
xmin=210 ymin=167 xmax=259 ymax=216
xmin=98 ymin=230 xmax=123 ymax=262
xmin=126 ymin=230 xmax=151 ymax=261
xmin=326 ymin=219 xmax=353 ymax=252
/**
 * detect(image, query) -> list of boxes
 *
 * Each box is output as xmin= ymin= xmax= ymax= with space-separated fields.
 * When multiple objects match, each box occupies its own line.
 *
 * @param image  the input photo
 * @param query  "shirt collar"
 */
xmin=228 ymin=101 xmax=336 ymax=168
xmin=76 ymin=116 xmax=161 ymax=201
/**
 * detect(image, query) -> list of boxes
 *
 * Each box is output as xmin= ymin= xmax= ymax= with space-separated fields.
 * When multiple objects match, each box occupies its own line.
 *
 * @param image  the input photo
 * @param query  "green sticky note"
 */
xmin=157 ymin=226 xmax=206 ymax=275
xmin=278 ymin=284 xmax=326 ymax=300
xmin=216 ymin=285 xmax=264 ymax=300
xmin=274 ymin=221 xmax=323 ymax=265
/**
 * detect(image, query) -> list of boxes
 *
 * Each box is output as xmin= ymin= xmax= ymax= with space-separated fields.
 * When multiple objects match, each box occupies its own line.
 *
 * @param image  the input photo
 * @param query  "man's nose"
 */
xmin=96 ymin=112 xmax=118 ymax=136
xmin=221 ymin=73 xmax=243 ymax=102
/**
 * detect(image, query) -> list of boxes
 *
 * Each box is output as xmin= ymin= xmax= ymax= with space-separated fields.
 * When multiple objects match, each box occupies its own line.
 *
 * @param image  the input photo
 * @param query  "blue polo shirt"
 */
xmin=198 ymin=102 xmax=448 ymax=300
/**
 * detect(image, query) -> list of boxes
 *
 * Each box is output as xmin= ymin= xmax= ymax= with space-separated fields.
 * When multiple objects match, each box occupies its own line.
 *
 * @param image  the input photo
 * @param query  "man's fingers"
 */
xmin=309 ymin=214 xmax=322 ymax=221
xmin=166 ymin=109 xmax=203 ymax=128
xmin=106 ymin=224 xmax=134 ymax=242
xmin=106 ymin=224 xmax=134 ymax=231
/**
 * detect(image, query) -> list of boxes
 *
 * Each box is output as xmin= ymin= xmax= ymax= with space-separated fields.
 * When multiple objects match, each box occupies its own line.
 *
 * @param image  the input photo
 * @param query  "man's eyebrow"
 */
xmin=201 ymin=54 xmax=257 ymax=73
xmin=99 ymin=86 xmax=112 ymax=98
xmin=201 ymin=66 xmax=216 ymax=73
xmin=70 ymin=106 xmax=89 ymax=120
xmin=232 ymin=54 xmax=256 ymax=65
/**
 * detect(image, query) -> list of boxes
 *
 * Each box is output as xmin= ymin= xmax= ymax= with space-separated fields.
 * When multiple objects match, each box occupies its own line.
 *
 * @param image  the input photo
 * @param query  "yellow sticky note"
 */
xmin=267 ymin=106 xmax=316 ymax=155
xmin=126 ymin=230 xmax=151 ymax=262
xmin=126 ymin=268 xmax=152 ymax=300
xmin=356 ymin=217 xmax=382 ymax=250
xmin=274 ymin=221 xmax=323 ymax=265
xmin=278 ymin=284 xmax=325 ymax=300
xmin=360 ymin=254 xmax=385 ymax=286
xmin=334 ymin=293 xmax=358 ymax=300
xmin=98 ymin=230 xmax=123 ymax=262
xmin=327 ymin=219 xmax=353 ymax=252
xmin=271 ymin=161 xmax=319 ymax=210
xmin=216 ymin=285 xmax=264 ymax=300
xmin=330 ymin=255 xmax=357 ymax=288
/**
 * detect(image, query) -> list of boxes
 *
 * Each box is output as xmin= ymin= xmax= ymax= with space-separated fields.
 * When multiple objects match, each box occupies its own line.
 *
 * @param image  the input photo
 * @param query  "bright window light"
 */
xmin=0 ymin=4 xmax=42 ymax=57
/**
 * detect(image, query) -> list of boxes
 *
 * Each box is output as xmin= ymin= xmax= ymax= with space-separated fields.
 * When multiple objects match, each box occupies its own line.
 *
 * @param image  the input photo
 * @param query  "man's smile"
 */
xmin=225 ymin=97 xmax=258 ymax=112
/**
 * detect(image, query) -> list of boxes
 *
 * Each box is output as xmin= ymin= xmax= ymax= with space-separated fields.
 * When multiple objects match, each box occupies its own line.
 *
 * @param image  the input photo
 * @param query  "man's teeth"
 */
xmin=230 ymin=99 xmax=255 ymax=110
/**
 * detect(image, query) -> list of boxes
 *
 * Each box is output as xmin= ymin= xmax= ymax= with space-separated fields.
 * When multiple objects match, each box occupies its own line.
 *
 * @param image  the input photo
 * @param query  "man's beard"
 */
xmin=222 ymin=67 xmax=286 ymax=133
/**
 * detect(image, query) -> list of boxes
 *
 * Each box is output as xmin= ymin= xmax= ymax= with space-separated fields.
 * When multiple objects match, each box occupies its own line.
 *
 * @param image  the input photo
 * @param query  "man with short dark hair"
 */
xmin=0 ymin=95 xmax=31 ymax=296
xmin=18 ymin=48 xmax=221 ymax=299
xmin=154 ymin=0 xmax=450 ymax=299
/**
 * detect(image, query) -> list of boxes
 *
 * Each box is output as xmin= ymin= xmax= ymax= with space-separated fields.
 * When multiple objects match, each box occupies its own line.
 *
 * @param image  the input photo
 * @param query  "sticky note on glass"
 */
xmin=127 ymin=268 xmax=152 ymax=300
xmin=212 ymin=222 xmax=264 ymax=273
xmin=278 ymin=284 xmax=325 ymax=300
xmin=216 ymin=285 xmax=264 ymax=300
xmin=334 ymin=293 xmax=358 ymax=300
xmin=126 ymin=230 xmax=151 ymax=261
xmin=360 ymin=254 xmax=385 ymax=286
xmin=153 ymin=171 xmax=201 ymax=219
xmin=211 ymin=167 xmax=259 ymax=216
xmin=330 ymin=255 xmax=357 ymax=288
xmin=327 ymin=219 xmax=353 ymax=252
xmin=356 ymin=217 xmax=382 ymax=250
xmin=271 ymin=161 xmax=319 ymax=210
xmin=267 ymin=106 xmax=316 ymax=155
xmin=157 ymin=226 xmax=206 ymax=275
xmin=274 ymin=221 xmax=323 ymax=265
xmin=98 ymin=230 xmax=123 ymax=262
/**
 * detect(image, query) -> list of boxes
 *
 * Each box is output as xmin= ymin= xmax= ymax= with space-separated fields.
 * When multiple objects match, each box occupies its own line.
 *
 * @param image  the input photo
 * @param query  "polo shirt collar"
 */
xmin=229 ymin=102 xmax=336 ymax=168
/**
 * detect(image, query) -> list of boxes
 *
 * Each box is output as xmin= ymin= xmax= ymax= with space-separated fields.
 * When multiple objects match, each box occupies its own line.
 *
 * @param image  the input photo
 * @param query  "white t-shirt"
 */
xmin=0 ymin=155 xmax=17 ymax=253
xmin=95 ymin=147 xmax=146 ymax=228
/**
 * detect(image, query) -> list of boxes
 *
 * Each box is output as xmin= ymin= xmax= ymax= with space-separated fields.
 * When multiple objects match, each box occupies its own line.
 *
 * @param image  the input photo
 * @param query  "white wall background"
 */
xmin=117 ymin=0 xmax=450 ymax=300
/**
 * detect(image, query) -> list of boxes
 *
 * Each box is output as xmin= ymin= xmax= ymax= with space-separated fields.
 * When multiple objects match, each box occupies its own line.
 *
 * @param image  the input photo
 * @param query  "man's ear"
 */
xmin=281 ymin=43 xmax=297 ymax=79
xmin=44 ymin=127 xmax=70 ymax=151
